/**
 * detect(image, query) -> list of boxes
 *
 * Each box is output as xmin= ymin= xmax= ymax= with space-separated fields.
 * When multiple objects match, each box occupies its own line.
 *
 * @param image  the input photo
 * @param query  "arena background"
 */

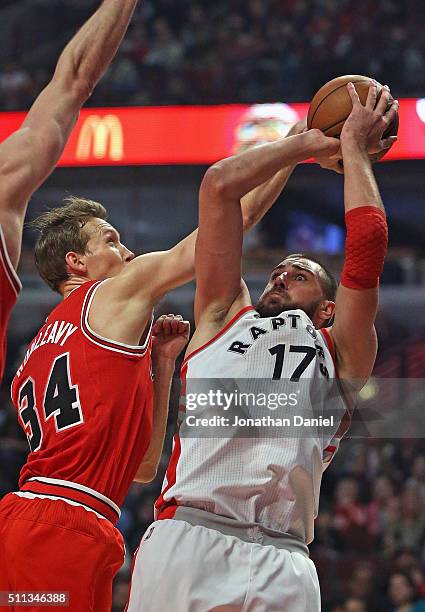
xmin=0 ymin=1 xmax=424 ymax=611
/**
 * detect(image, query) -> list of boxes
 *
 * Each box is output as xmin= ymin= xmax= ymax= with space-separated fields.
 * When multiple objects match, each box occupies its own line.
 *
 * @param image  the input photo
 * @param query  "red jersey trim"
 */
xmin=81 ymin=281 xmax=153 ymax=357
xmin=320 ymin=327 xmax=354 ymax=443
xmin=324 ymin=445 xmax=337 ymax=454
xmin=155 ymin=363 xmax=187 ymax=520
xmin=154 ymin=432 xmax=181 ymax=520
xmin=21 ymin=476 xmax=120 ymax=524
xmin=181 ymin=305 xmax=255 ymax=369
xmin=157 ymin=504 xmax=178 ymax=520
xmin=0 ymin=224 xmax=22 ymax=296
xmin=320 ymin=327 xmax=336 ymax=366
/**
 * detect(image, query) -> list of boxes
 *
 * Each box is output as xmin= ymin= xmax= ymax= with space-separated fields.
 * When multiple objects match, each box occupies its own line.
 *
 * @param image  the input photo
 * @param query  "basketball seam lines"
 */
xmin=309 ymin=79 xmax=370 ymax=129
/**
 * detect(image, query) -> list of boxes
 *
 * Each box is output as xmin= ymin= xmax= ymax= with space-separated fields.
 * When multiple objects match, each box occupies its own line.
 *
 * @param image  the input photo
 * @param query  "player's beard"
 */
xmin=255 ymin=291 xmax=321 ymax=321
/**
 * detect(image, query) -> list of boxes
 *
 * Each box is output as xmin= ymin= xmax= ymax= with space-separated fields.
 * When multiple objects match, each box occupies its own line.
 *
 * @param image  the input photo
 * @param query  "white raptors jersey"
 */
xmin=156 ymin=306 xmax=351 ymax=544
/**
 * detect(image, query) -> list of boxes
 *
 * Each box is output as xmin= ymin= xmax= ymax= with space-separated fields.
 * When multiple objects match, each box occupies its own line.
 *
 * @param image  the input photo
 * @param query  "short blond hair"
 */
xmin=32 ymin=196 xmax=107 ymax=292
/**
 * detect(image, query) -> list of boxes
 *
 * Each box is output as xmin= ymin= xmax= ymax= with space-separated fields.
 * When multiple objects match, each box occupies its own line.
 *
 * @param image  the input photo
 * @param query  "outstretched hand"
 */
xmin=341 ymin=81 xmax=399 ymax=150
xmin=313 ymin=82 xmax=398 ymax=173
xmin=152 ymin=314 xmax=190 ymax=362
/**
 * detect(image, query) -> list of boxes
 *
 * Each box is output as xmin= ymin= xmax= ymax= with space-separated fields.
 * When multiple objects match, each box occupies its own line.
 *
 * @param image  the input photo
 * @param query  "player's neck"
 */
xmin=61 ymin=275 xmax=90 ymax=300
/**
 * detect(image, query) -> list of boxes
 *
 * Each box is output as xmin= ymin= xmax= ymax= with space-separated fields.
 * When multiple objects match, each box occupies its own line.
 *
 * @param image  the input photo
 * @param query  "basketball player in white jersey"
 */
xmin=126 ymin=82 xmax=398 ymax=611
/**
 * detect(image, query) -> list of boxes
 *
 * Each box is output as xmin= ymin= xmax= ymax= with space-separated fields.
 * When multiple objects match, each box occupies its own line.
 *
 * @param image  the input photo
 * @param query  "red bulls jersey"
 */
xmin=11 ymin=281 xmax=153 ymax=518
xmin=0 ymin=225 xmax=22 ymax=383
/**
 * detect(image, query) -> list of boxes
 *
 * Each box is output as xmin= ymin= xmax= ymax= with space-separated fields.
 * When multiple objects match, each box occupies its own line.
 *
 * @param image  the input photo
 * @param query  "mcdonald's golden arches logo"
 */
xmin=76 ymin=114 xmax=124 ymax=161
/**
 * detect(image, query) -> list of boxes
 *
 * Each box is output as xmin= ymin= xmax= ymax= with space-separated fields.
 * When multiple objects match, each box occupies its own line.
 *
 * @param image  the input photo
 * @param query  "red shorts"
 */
xmin=0 ymin=493 xmax=125 ymax=611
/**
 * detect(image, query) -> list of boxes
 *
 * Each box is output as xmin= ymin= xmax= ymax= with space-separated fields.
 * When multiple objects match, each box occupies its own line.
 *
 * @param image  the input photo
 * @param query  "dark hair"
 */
xmin=31 ymin=196 xmax=107 ymax=292
xmin=284 ymin=253 xmax=338 ymax=301
xmin=388 ymin=570 xmax=420 ymax=605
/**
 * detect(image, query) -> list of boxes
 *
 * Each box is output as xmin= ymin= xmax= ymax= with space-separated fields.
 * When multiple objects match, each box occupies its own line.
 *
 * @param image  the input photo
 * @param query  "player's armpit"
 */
xmin=87 ymin=247 xmax=196 ymax=347
xmin=187 ymin=281 xmax=252 ymax=358
xmin=328 ymin=285 xmax=378 ymax=388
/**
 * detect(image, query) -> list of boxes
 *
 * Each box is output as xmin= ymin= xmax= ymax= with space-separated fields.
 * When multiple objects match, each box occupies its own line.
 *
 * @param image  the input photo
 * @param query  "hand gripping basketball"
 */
xmin=308 ymin=75 xmax=399 ymax=171
xmin=341 ymin=81 xmax=399 ymax=153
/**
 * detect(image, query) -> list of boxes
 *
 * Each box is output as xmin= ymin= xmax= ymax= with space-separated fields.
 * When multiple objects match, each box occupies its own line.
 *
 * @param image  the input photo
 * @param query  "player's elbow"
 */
xmin=242 ymin=209 xmax=258 ymax=233
xmin=201 ymin=165 xmax=236 ymax=203
xmin=53 ymin=60 xmax=93 ymax=104
xmin=64 ymin=75 xmax=93 ymax=104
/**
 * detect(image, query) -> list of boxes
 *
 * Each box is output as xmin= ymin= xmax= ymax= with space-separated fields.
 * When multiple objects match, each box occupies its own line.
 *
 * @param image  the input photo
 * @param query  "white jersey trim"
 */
xmin=27 ymin=475 xmax=121 ymax=516
xmin=0 ymin=224 xmax=22 ymax=295
xmin=81 ymin=280 xmax=153 ymax=357
xmin=13 ymin=491 xmax=107 ymax=520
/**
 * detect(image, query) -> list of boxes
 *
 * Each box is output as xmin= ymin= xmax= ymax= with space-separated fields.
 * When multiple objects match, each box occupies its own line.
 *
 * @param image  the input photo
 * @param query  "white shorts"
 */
xmin=126 ymin=518 xmax=321 ymax=612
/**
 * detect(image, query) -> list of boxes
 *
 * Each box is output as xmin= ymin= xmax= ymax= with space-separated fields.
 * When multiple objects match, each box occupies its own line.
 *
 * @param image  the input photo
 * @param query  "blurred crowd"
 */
xmin=1 ymin=0 xmax=425 ymax=110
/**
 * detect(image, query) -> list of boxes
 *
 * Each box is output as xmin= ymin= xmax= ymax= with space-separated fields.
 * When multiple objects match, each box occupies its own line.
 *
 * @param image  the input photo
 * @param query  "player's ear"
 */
xmin=318 ymin=300 xmax=335 ymax=327
xmin=65 ymin=251 xmax=87 ymax=275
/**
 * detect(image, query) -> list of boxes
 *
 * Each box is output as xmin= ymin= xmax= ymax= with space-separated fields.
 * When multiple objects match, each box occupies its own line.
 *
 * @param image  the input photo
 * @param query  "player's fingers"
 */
xmin=152 ymin=315 xmax=167 ymax=335
xmin=375 ymin=85 xmax=390 ymax=115
xmin=178 ymin=321 xmax=190 ymax=336
xmin=366 ymin=80 xmax=378 ymax=109
xmin=384 ymin=100 xmax=399 ymax=128
xmin=347 ymin=82 xmax=361 ymax=107
xmin=170 ymin=318 xmax=182 ymax=334
xmin=162 ymin=317 xmax=173 ymax=336
xmin=380 ymin=136 xmax=398 ymax=150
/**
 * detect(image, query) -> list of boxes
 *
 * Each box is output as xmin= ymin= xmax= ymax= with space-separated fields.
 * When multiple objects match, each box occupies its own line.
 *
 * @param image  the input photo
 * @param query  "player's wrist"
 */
xmin=303 ymin=129 xmax=340 ymax=158
xmin=302 ymin=129 xmax=323 ymax=153
xmin=340 ymin=131 xmax=368 ymax=154
xmin=151 ymin=353 xmax=178 ymax=375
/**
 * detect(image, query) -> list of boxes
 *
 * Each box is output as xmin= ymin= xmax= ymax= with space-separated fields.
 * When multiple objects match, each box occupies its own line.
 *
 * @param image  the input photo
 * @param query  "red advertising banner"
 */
xmin=0 ymin=100 xmax=424 ymax=166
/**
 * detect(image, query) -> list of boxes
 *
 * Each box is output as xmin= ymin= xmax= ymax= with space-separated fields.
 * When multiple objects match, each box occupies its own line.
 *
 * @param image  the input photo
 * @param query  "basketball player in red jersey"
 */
xmin=0 ymin=0 xmax=163 ymax=609
xmin=0 ymin=0 xmax=141 ymax=386
xmin=126 ymin=84 xmax=398 ymax=611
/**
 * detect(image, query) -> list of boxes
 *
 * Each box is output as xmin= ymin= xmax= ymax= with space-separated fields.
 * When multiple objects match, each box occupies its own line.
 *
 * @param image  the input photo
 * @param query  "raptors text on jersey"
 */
xmin=157 ymin=306 xmax=352 ymax=544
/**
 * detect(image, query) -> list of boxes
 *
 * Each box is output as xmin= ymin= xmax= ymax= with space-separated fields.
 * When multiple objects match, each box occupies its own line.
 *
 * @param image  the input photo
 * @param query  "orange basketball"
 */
xmin=307 ymin=75 xmax=399 ymax=139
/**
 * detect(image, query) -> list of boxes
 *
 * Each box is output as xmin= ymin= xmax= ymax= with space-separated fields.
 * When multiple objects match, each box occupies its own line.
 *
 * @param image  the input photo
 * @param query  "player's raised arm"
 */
xmin=328 ymin=82 xmax=399 ymax=386
xmin=193 ymin=129 xmax=340 ymax=327
xmin=0 ymin=0 xmax=138 ymax=267
xmin=237 ymin=120 xmax=307 ymax=231
xmin=88 ymin=121 xmax=319 ymax=344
